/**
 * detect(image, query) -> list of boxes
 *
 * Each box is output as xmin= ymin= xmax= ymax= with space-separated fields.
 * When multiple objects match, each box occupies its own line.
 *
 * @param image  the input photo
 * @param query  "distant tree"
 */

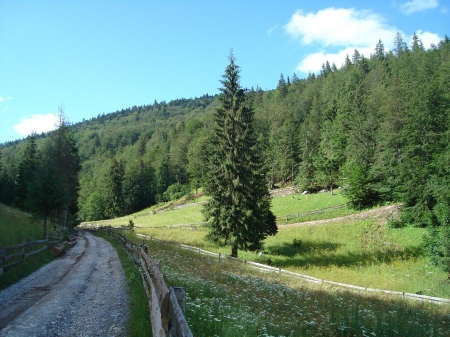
xmin=105 ymin=157 xmax=125 ymax=218
xmin=411 ymin=32 xmax=424 ymax=53
xmin=277 ymin=73 xmax=287 ymax=97
xmin=15 ymin=133 xmax=38 ymax=209
xmin=374 ymin=39 xmax=385 ymax=60
xmin=203 ymin=51 xmax=277 ymax=258
xmin=51 ymin=108 xmax=81 ymax=229
xmin=393 ymin=31 xmax=408 ymax=57
xmin=1 ymin=153 xmax=17 ymax=205
xmin=26 ymin=140 xmax=63 ymax=238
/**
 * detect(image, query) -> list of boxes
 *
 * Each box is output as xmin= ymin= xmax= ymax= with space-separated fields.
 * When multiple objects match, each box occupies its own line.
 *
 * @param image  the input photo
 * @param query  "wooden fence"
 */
xmin=99 ymin=227 xmax=193 ymax=337
xmin=0 ymin=236 xmax=61 ymax=276
xmin=135 ymin=233 xmax=450 ymax=306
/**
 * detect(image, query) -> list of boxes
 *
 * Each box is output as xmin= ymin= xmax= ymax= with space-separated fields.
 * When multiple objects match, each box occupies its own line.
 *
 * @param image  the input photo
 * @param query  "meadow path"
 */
xmin=0 ymin=230 xmax=129 ymax=337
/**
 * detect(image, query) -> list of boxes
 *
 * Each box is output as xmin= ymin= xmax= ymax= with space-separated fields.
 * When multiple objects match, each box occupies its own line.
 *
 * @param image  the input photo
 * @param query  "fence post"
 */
xmin=171 ymin=287 xmax=186 ymax=316
xmin=21 ymin=238 xmax=25 ymax=261
xmin=0 ymin=247 xmax=4 ymax=276
xmin=169 ymin=287 xmax=193 ymax=337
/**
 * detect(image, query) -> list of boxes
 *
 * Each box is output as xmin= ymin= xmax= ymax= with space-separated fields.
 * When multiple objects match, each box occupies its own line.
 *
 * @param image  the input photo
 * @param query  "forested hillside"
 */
xmin=1 ymin=33 xmax=449 ymax=239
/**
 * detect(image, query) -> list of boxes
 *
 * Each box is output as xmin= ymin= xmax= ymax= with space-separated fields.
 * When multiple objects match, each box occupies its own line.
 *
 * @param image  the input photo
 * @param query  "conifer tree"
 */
xmin=105 ymin=157 xmax=125 ymax=218
xmin=203 ymin=51 xmax=277 ymax=258
xmin=15 ymin=133 xmax=38 ymax=209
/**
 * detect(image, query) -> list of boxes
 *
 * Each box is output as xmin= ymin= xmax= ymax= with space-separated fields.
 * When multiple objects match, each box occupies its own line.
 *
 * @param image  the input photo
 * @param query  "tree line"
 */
xmin=0 ymin=108 xmax=80 ymax=238
xmin=0 ymin=32 xmax=449 ymax=268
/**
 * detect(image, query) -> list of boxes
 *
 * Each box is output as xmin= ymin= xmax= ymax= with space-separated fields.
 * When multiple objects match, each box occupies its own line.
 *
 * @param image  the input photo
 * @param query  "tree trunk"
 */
xmin=231 ymin=244 xmax=238 ymax=258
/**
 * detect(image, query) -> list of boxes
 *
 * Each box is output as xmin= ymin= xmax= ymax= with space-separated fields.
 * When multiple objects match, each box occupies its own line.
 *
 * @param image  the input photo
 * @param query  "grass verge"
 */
xmin=0 ymin=203 xmax=54 ymax=291
xmin=96 ymin=232 xmax=151 ymax=337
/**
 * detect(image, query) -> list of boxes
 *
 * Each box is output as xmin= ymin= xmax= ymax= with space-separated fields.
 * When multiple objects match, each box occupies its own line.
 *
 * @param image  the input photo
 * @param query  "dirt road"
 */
xmin=0 ymin=231 xmax=129 ymax=337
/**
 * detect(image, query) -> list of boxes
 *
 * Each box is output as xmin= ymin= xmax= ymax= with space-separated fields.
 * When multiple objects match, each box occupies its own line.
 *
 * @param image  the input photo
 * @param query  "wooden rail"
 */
xmin=99 ymin=227 xmax=193 ymax=337
xmin=0 ymin=236 xmax=61 ymax=275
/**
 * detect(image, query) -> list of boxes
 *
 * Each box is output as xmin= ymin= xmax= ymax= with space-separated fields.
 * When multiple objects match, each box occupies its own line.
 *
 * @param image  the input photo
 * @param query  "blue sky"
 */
xmin=0 ymin=0 xmax=448 ymax=144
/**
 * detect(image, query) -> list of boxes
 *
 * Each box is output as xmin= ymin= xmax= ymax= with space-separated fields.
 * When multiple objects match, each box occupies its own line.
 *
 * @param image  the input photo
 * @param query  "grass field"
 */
xmin=87 ymin=190 xmax=352 ymax=228
xmin=126 ymin=234 xmax=450 ymax=337
xmin=136 ymin=219 xmax=450 ymax=299
xmin=83 ymin=190 xmax=450 ymax=298
xmin=0 ymin=203 xmax=54 ymax=290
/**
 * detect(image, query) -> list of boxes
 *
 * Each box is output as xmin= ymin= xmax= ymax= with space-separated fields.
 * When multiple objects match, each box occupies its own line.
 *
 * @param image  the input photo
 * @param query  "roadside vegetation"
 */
xmin=97 ymin=232 xmax=151 ymax=337
xmin=0 ymin=203 xmax=53 ymax=290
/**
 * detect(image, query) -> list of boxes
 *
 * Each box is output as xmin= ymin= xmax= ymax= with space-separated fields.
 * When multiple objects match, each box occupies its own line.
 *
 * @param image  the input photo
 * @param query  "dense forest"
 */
xmin=1 ymin=33 xmax=449 ymax=265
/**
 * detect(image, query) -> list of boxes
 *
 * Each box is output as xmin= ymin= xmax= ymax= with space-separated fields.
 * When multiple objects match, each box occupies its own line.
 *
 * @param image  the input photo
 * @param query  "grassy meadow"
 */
xmin=86 ymin=190 xmax=450 ymax=299
xmin=88 ymin=190 xmax=352 ymax=228
xmin=0 ymin=203 xmax=54 ymax=290
xmin=128 ymin=235 xmax=450 ymax=337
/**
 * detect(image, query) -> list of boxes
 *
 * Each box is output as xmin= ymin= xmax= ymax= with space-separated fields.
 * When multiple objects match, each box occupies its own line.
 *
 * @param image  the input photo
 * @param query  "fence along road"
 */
xmin=0 ymin=231 xmax=129 ymax=336
xmin=99 ymin=226 xmax=193 ymax=337
xmin=136 ymin=233 xmax=450 ymax=305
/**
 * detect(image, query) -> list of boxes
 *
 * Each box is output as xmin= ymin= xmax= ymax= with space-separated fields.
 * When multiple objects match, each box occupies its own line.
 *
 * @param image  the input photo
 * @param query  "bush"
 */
xmin=162 ymin=183 xmax=191 ymax=201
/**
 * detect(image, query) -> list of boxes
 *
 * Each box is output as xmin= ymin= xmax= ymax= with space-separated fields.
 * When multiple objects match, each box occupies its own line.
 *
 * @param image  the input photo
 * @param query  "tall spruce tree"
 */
xmin=15 ymin=133 xmax=38 ymax=209
xmin=203 ymin=51 xmax=277 ymax=258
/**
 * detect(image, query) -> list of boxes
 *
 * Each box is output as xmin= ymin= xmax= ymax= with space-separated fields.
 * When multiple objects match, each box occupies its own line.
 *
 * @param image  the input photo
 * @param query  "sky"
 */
xmin=0 ymin=0 xmax=449 ymax=144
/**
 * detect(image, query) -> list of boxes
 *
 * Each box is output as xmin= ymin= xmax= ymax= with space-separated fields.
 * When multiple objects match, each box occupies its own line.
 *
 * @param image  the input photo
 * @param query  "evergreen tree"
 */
xmin=374 ymin=39 xmax=386 ymax=61
xmin=15 ymin=133 xmax=38 ymax=209
xmin=203 ymin=52 xmax=277 ymax=258
xmin=105 ymin=157 xmax=125 ymax=218
xmin=26 ymin=139 xmax=63 ymax=238
xmin=277 ymin=73 xmax=287 ymax=97
xmin=1 ymin=153 xmax=17 ymax=205
xmin=51 ymin=109 xmax=81 ymax=229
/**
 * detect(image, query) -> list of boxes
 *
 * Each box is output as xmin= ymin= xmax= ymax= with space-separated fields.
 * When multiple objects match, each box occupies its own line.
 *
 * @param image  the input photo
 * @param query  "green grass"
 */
xmin=97 ymin=232 xmax=151 ymax=337
xmin=87 ymin=190 xmax=355 ymax=229
xmin=129 ymin=234 xmax=450 ymax=337
xmin=89 ymin=191 xmax=450 ymax=298
xmin=0 ymin=203 xmax=54 ymax=290
xmin=0 ymin=203 xmax=45 ymax=246
xmin=271 ymin=189 xmax=347 ymax=215
xmin=135 ymin=218 xmax=450 ymax=299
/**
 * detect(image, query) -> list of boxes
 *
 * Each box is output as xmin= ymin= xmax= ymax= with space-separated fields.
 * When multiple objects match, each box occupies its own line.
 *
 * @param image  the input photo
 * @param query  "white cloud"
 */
xmin=416 ymin=30 xmax=443 ymax=47
xmin=401 ymin=0 xmax=439 ymax=14
xmin=284 ymin=8 xmax=397 ymax=48
xmin=0 ymin=96 xmax=13 ymax=103
xmin=296 ymin=47 xmax=374 ymax=74
xmin=284 ymin=7 xmax=401 ymax=74
xmin=13 ymin=113 xmax=59 ymax=136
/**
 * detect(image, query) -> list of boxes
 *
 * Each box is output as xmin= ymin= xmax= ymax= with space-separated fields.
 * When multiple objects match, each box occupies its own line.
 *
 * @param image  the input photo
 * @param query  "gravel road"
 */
xmin=0 ymin=230 xmax=129 ymax=337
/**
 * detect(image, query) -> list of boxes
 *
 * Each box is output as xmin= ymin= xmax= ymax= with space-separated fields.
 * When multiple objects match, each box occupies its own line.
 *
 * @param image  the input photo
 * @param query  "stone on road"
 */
xmin=0 ymin=230 xmax=129 ymax=337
